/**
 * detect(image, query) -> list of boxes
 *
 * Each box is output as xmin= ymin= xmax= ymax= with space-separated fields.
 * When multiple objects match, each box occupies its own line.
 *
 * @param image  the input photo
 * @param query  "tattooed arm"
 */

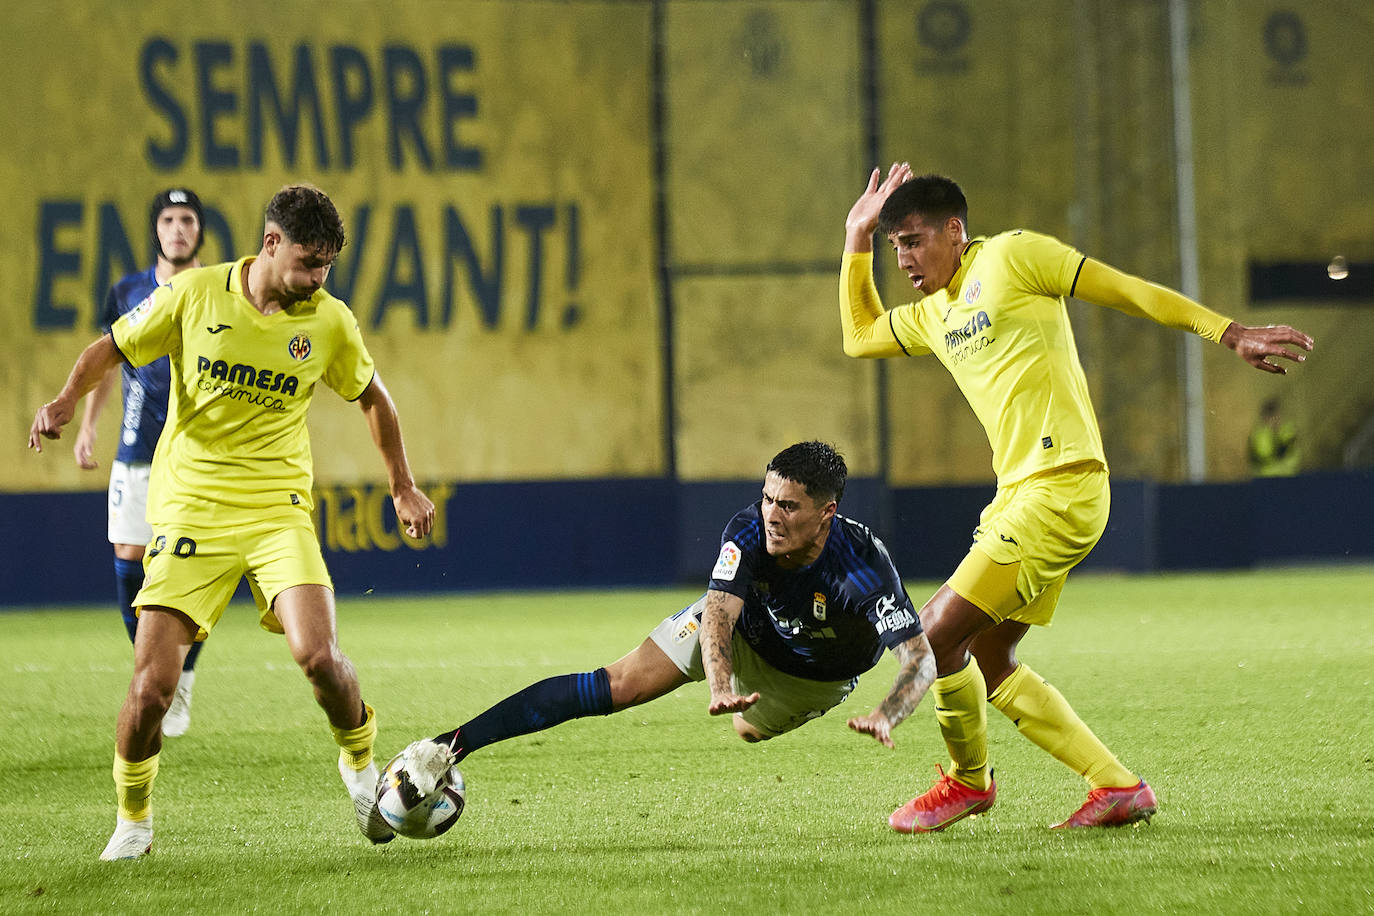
xmin=700 ymin=589 xmax=760 ymax=715
xmin=847 ymin=632 xmax=936 ymax=747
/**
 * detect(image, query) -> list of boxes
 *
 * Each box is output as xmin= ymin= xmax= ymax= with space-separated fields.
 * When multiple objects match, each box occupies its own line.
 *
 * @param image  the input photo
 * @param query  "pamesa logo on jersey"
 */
xmin=944 ymin=309 xmax=991 ymax=351
xmin=195 ymin=356 xmax=301 ymax=410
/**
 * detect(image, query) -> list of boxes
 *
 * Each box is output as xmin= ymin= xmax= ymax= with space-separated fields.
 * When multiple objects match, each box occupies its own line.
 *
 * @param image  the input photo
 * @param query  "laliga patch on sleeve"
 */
xmin=124 ymin=293 xmax=156 ymax=326
xmin=713 ymin=541 xmax=742 ymax=581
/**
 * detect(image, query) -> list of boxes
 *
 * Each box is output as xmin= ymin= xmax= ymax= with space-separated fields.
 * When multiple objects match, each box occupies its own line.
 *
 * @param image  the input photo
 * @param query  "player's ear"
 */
xmin=262 ymin=224 xmax=283 ymax=255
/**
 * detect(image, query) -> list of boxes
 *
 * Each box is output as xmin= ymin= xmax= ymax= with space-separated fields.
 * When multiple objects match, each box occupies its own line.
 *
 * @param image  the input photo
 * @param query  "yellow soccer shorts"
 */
xmin=135 ymin=504 xmax=333 ymax=639
xmin=947 ymin=460 xmax=1109 ymax=626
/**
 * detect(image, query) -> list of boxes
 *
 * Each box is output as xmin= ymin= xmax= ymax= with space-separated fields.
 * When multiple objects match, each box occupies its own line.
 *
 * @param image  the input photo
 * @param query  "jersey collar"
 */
xmin=945 ymin=237 xmax=986 ymax=294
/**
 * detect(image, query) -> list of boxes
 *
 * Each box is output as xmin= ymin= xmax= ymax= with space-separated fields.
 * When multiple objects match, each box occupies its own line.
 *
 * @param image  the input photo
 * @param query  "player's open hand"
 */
xmin=847 ymin=711 xmax=896 ymax=748
xmin=1221 ymin=322 xmax=1314 ymax=374
xmin=28 ymin=399 xmax=75 ymax=453
xmin=844 ymin=162 xmax=912 ymax=250
xmin=393 ymin=485 xmax=436 ymax=539
xmin=708 ymin=689 xmax=760 ymax=716
xmin=74 ymin=426 xmax=98 ymax=469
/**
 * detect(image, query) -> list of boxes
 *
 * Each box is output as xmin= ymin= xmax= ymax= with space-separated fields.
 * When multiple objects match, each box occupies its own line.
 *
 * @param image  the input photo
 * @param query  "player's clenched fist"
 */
xmin=28 ymin=398 xmax=76 ymax=452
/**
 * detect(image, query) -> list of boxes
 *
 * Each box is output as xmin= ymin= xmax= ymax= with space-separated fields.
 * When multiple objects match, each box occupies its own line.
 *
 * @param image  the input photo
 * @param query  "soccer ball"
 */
xmin=376 ymin=742 xmax=466 ymax=839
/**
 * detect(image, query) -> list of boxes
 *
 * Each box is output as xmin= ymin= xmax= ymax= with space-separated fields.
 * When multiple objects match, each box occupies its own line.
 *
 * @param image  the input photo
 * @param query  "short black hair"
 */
xmin=877 ymin=174 xmax=968 ymax=237
xmin=767 ymin=441 xmax=847 ymax=506
xmin=265 ymin=185 xmax=346 ymax=255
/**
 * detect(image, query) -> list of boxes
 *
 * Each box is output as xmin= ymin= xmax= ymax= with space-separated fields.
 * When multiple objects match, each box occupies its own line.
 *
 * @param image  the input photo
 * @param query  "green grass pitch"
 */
xmin=2 ymin=567 xmax=1371 ymax=914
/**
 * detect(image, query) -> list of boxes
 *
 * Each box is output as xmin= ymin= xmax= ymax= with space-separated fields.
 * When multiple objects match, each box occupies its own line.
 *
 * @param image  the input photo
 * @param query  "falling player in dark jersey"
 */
xmin=412 ymin=441 xmax=936 ymax=782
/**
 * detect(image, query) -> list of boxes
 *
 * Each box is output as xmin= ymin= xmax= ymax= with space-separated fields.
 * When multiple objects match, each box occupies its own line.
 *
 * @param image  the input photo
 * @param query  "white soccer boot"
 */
xmin=99 ymin=816 xmax=153 ymax=860
xmin=396 ymin=740 xmax=458 ymax=797
xmin=339 ymin=755 xmax=394 ymax=844
xmin=162 ymin=670 xmax=195 ymax=737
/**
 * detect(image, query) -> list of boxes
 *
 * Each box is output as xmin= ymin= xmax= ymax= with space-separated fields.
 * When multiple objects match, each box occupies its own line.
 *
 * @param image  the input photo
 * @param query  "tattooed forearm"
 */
xmin=700 ymin=590 xmax=741 ymax=694
xmin=877 ymin=633 xmax=936 ymax=726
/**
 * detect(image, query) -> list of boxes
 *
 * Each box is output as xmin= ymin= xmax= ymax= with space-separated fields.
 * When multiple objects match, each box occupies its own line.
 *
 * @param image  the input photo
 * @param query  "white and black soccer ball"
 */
xmin=376 ymin=742 xmax=466 ymax=839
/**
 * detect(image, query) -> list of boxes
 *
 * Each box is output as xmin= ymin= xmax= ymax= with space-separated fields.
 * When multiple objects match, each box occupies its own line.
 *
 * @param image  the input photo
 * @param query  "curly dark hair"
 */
xmin=876 ymin=174 xmax=969 ymax=236
xmin=766 ymin=441 xmax=847 ymax=505
xmin=265 ymin=185 xmax=346 ymax=255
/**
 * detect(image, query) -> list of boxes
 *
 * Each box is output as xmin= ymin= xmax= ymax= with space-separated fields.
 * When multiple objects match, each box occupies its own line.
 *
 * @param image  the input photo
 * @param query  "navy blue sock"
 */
xmin=435 ymin=669 xmax=613 ymax=762
xmin=113 ymin=557 xmax=143 ymax=644
xmin=184 ymin=639 xmax=204 ymax=671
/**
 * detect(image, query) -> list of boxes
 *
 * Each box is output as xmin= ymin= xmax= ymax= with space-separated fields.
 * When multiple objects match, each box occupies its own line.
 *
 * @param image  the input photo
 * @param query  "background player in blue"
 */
xmin=393 ymin=442 xmax=936 ymax=809
xmin=73 ymin=188 xmax=207 ymax=737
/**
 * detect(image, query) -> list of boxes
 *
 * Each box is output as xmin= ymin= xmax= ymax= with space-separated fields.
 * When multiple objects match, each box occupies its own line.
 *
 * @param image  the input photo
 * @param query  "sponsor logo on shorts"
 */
xmin=673 ymin=617 xmax=699 ymax=644
xmin=812 ymin=592 xmax=827 ymax=622
xmin=713 ymin=541 xmax=741 ymax=581
xmin=874 ymin=593 xmax=916 ymax=636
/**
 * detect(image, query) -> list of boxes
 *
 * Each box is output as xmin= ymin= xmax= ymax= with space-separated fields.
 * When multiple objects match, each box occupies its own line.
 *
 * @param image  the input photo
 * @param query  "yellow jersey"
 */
xmin=111 ymin=257 xmax=375 ymax=517
xmin=846 ymin=230 xmax=1104 ymax=486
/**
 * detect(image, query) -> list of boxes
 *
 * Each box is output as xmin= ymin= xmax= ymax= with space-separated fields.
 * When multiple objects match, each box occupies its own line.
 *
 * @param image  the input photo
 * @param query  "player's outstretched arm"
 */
xmin=29 ymin=334 xmax=124 ymax=453
xmin=847 ymin=632 xmax=936 ymax=748
xmin=1075 ymin=259 xmax=1314 ymax=374
xmin=1220 ymin=321 xmax=1314 ymax=375
xmin=700 ymin=589 xmax=759 ymax=715
xmin=73 ymin=366 xmax=118 ymax=470
xmin=357 ymin=374 xmax=435 ymax=539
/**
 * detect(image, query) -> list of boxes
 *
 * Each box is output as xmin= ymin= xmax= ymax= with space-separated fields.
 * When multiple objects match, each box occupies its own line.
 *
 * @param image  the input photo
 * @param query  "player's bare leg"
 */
xmin=274 ymin=585 xmax=363 ymax=729
xmin=102 ymin=606 xmax=195 ymax=860
xmin=604 ymin=638 xmax=692 ymax=711
xmin=116 ymin=607 xmax=197 ymax=760
xmin=273 ymin=584 xmax=391 ymax=844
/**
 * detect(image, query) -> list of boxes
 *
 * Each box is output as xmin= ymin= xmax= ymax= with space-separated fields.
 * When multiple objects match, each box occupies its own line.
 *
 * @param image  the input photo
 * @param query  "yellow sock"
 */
xmin=987 ymin=663 xmax=1135 ymax=789
xmin=332 ymin=703 xmax=376 ymax=772
xmin=113 ymin=752 xmax=159 ymax=822
xmin=932 ymin=659 xmax=991 ymax=791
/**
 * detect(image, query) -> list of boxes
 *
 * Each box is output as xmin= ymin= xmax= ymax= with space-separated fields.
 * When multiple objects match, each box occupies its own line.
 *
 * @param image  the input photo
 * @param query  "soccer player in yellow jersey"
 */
xmin=29 ymin=185 xmax=435 ymax=859
xmin=839 ymin=163 xmax=1313 ymax=832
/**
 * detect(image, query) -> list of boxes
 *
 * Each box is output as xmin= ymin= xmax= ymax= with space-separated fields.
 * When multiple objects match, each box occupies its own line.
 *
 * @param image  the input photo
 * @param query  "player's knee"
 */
xmin=972 ymin=653 xmax=1018 ymax=690
xmin=129 ymin=671 xmax=175 ymax=718
xmin=294 ymin=643 xmax=346 ymax=685
xmin=733 ymin=715 xmax=769 ymax=743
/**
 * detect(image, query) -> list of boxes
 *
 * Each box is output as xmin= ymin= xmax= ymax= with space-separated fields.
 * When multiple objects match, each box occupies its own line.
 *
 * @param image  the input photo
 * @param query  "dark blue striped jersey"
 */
xmin=100 ymin=267 xmax=171 ymax=464
xmin=707 ymin=503 xmax=921 ymax=681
